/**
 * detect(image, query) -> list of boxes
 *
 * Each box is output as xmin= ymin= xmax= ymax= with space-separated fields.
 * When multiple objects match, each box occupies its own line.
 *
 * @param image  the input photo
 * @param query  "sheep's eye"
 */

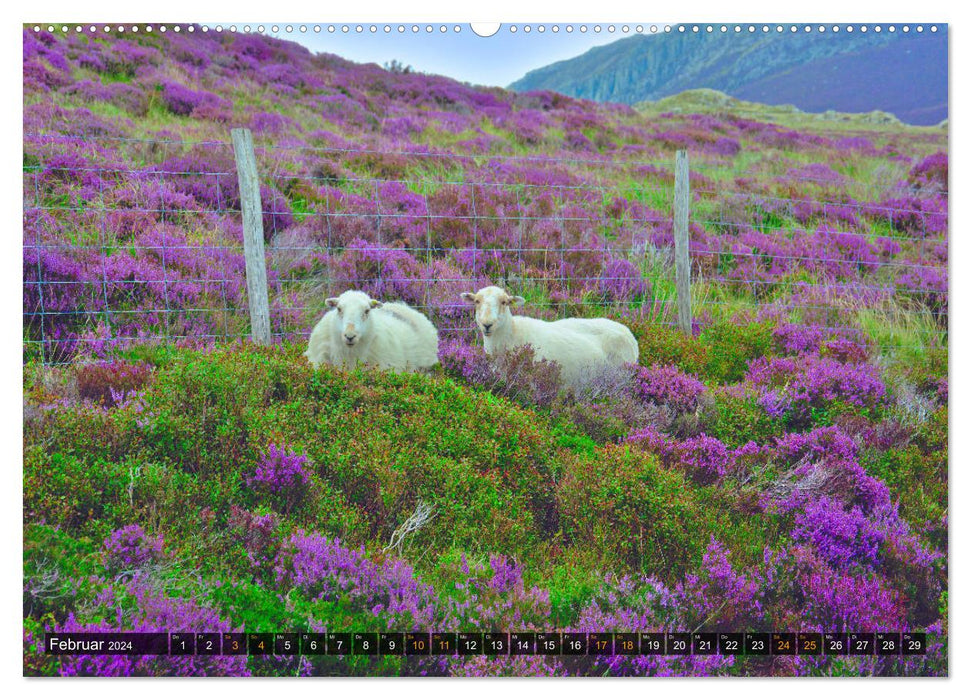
xmin=337 ymin=307 xmax=343 ymax=314
xmin=364 ymin=309 xmax=370 ymax=317
xmin=502 ymin=300 xmax=510 ymax=306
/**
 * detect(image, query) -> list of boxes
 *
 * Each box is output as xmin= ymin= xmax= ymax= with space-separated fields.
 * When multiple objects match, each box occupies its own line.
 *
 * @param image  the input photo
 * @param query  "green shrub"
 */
xmin=863 ymin=446 xmax=947 ymax=543
xmin=556 ymin=444 xmax=709 ymax=579
xmin=626 ymin=318 xmax=775 ymax=385
xmin=207 ymin=579 xmax=297 ymax=633
xmin=76 ymin=360 xmax=152 ymax=408
xmin=916 ymin=405 xmax=948 ymax=454
xmin=627 ymin=320 xmax=709 ymax=375
xmin=806 ymin=399 xmax=879 ymax=430
xmin=884 ymin=346 xmax=947 ymax=398
xmin=24 ymin=447 xmax=133 ymax=533
xmin=700 ymin=388 xmax=784 ymax=448
xmin=699 ymin=320 xmax=775 ymax=383
xmin=541 ymin=564 xmax=608 ymax=627
xmin=23 ymin=524 xmax=102 ymax=620
xmin=26 ymin=346 xmax=565 ymax=567
xmin=550 ymin=420 xmax=599 ymax=456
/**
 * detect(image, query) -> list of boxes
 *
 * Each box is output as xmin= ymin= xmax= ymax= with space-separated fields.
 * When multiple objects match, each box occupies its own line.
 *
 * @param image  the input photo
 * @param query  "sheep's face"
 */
xmin=460 ymin=286 xmax=524 ymax=338
xmin=325 ymin=291 xmax=382 ymax=347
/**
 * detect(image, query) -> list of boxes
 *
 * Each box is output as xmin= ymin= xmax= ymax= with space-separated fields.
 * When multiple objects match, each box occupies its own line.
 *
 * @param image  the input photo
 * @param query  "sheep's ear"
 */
xmin=460 ymin=292 xmax=477 ymax=303
xmin=510 ymin=295 xmax=525 ymax=307
xmin=369 ymin=299 xmax=383 ymax=309
xmin=325 ymin=297 xmax=340 ymax=309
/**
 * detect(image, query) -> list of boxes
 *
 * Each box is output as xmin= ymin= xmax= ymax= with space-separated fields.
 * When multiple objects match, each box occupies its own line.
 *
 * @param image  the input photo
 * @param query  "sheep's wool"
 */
xmin=305 ymin=290 xmax=439 ymax=371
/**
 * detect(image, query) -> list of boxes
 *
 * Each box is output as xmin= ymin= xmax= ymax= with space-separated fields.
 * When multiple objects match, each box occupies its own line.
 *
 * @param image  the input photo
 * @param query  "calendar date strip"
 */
xmin=45 ymin=631 xmax=928 ymax=656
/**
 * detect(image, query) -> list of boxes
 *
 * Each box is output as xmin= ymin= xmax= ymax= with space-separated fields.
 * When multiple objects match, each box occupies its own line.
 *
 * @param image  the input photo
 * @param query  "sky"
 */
xmin=262 ymin=23 xmax=668 ymax=88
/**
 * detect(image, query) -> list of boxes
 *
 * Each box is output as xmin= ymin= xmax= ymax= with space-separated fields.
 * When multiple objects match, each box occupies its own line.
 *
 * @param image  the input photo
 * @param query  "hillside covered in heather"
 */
xmin=23 ymin=27 xmax=947 ymax=677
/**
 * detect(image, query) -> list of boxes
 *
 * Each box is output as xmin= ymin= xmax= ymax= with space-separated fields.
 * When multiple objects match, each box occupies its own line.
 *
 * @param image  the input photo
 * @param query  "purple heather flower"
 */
xmin=57 ymin=577 xmax=248 ymax=676
xmin=633 ymin=364 xmax=707 ymax=414
xmin=744 ymin=354 xmax=886 ymax=423
xmin=792 ymin=497 xmax=883 ymax=571
xmin=247 ymin=445 xmax=310 ymax=513
xmin=102 ymin=525 xmax=163 ymax=571
xmin=598 ymin=258 xmax=649 ymax=302
xmin=274 ymin=531 xmax=437 ymax=630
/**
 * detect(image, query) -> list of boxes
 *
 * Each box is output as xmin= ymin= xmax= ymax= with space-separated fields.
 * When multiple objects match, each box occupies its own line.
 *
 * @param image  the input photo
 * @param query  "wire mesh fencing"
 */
xmin=23 ymin=132 xmax=948 ymax=365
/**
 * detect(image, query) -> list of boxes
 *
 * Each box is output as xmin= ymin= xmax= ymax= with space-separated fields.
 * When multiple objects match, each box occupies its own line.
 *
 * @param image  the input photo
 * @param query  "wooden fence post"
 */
xmin=231 ymin=128 xmax=272 ymax=345
xmin=673 ymin=149 xmax=692 ymax=334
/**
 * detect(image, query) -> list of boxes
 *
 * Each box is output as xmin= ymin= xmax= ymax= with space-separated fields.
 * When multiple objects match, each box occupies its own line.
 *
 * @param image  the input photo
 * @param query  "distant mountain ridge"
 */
xmin=509 ymin=27 xmax=948 ymax=126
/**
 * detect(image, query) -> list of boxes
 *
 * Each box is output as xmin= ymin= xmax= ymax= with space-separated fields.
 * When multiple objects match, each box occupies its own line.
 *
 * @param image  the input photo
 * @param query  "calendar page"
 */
xmin=22 ymin=17 xmax=948 ymax=680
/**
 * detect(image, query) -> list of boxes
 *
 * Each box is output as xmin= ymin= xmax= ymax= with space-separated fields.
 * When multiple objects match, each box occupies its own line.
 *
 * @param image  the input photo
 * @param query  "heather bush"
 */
xmin=335 ymin=239 xmax=427 ymax=307
xmin=438 ymin=338 xmax=561 ymax=409
xmin=246 ymin=443 xmax=311 ymax=514
xmin=273 ymin=530 xmax=437 ymax=630
xmin=76 ymin=359 xmax=152 ymax=408
xmin=552 ymin=393 xmax=666 ymax=444
xmin=744 ymin=354 xmax=887 ymax=428
xmin=625 ymin=428 xmax=759 ymax=486
xmin=158 ymin=81 xmax=228 ymax=118
xmin=677 ymin=539 xmax=770 ymax=631
xmin=227 ymin=505 xmax=281 ymax=580
xmin=438 ymin=343 xmax=673 ymax=443
xmin=57 ymin=577 xmax=249 ymax=676
xmin=438 ymin=553 xmax=552 ymax=630
xmin=598 ymin=258 xmax=649 ymax=302
xmin=632 ymin=364 xmax=707 ymax=414
xmin=565 ymin=576 xmax=680 ymax=675
xmin=792 ymin=497 xmax=883 ymax=571
xmin=772 ymin=323 xmax=870 ymax=361
xmin=764 ymin=426 xmax=891 ymax=513
xmin=785 ymin=545 xmax=907 ymax=632
xmin=102 ymin=524 xmax=164 ymax=572
xmin=908 ymin=152 xmax=947 ymax=192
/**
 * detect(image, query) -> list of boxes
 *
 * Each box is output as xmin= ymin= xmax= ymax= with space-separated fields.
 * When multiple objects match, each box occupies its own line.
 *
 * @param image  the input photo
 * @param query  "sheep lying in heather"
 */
xmin=304 ymin=290 xmax=439 ymax=371
xmin=460 ymin=285 xmax=639 ymax=385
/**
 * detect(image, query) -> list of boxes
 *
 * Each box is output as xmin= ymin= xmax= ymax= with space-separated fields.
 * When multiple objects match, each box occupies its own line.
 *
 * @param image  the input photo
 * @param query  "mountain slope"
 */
xmin=509 ymin=27 xmax=948 ymax=125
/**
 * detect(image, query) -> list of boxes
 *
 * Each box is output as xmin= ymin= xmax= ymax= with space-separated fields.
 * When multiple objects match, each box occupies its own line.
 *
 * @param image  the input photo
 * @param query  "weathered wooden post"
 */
xmin=673 ymin=149 xmax=692 ymax=334
xmin=231 ymin=128 xmax=272 ymax=345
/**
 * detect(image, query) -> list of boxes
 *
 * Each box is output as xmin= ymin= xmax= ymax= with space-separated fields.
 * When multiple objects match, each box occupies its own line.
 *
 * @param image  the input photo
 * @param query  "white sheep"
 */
xmin=304 ymin=290 xmax=439 ymax=371
xmin=554 ymin=317 xmax=641 ymax=365
xmin=460 ymin=285 xmax=640 ymax=385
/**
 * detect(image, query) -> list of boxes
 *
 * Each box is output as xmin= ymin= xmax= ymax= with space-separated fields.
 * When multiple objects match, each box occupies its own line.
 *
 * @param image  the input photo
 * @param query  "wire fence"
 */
xmin=23 ymin=131 xmax=948 ymax=365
